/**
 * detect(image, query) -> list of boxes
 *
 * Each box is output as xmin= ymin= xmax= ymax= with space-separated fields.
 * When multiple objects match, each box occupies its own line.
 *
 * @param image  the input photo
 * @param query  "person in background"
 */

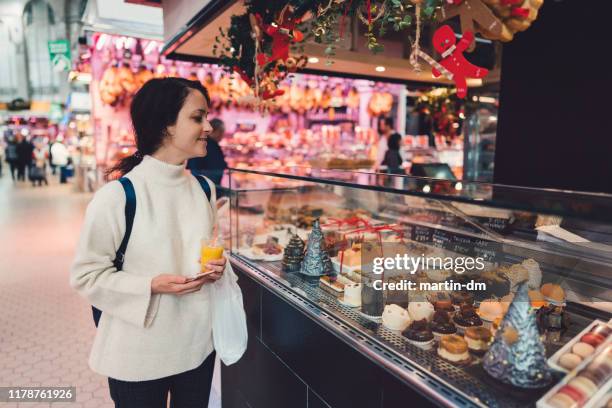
xmin=376 ymin=117 xmax=401 ymax=170
xmin=48 ymin=138 xmax=57 ymax=175
xmin=382 ymin=133 xmax=404 ymax=175
xmin=0 ymin=138 xmax=5 ymax=177
xmin=51 ymin=136 xmax=70 ymax=184
xmin=5 ymin=137 xmax=18 ymax=181
xmin=186 ymin=118 xmax=227 ymax=186
xmin=31 ymin=143 xmax=49 ymax=186
xmin=15 ymin=134 xmax=33 ymax=182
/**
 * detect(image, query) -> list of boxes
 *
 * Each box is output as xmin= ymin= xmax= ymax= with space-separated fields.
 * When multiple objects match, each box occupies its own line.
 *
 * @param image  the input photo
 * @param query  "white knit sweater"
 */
xmin=70 ymin=155 xmax=217 ymax=381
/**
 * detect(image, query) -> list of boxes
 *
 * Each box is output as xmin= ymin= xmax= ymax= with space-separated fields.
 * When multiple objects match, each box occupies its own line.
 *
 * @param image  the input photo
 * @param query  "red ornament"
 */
xmin=431 ymin=25 xmax=488 ymax=99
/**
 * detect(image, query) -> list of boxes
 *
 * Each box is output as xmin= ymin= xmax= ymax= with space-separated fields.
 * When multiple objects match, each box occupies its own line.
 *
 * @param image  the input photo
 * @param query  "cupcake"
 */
xmin=431 ymin=310 xmax=457 ymax=341
xmin=408 ymin=301 xmax=435 ymax=322
xmin=464 ymin=326 xmax=492 ymax=355
xmin=437 ymin=334 xmax=471 ymax=365
xmin=402 ymin=319 xmax=434 ymax=350
xmin=453 ymin=304 xmax=483 ymax=333
xmin=382 ymin=304 xmax=411 ymax=331
xmin=478 ymin=299 xmax=504 ymax=329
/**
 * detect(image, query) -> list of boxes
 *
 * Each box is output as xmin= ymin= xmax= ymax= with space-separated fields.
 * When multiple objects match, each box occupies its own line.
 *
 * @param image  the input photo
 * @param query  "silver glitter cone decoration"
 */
xmin=483 ymin=282 xmax=552 ymax=388
xmin=300 ymin=219 xmax=333 ymax=277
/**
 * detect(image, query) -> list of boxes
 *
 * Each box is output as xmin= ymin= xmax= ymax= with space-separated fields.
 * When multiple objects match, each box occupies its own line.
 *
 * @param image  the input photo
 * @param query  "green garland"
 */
xmin=213 ymin=0 xmax=444 ymax=95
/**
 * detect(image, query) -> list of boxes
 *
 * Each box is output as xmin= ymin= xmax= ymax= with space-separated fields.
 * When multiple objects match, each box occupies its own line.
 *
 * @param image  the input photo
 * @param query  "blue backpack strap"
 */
xmin=92 ymin=177 xmax=136 ymax=327
xmin=195 ymin=175 xmax=213 ymax=203
xmin=114 ymin=177 xmax=137 ymax=270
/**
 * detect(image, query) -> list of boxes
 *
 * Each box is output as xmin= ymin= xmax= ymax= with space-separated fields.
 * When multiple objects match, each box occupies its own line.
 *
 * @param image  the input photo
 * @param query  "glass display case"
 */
xmin=227 ymin=167 xmax=612 ymax=408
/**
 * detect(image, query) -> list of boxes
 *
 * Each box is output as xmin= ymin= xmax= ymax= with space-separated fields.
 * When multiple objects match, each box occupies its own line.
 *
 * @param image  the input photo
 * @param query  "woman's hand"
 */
xmin=201 ymin=256 xmax=227 ymax=283
xmin=151 ymin=274 xmax=207 ymax=295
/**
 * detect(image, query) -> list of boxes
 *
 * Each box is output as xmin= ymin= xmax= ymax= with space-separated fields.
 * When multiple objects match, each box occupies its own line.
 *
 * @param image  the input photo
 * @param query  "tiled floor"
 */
xmin=0 ymin=173 xmax=221 ymax=408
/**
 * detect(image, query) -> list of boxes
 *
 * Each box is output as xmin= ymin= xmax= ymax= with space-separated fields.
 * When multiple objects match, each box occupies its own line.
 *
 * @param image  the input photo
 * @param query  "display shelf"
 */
xmin=230 ymin=255 xmax=604 ymax=408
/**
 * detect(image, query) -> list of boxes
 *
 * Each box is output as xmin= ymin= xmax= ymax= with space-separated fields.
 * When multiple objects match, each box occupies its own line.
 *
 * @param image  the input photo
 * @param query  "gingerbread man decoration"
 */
xmin=431 ymin=25 xmax=488 ymax=99
xmin=437 ymin=0 xmax=505 ymax=52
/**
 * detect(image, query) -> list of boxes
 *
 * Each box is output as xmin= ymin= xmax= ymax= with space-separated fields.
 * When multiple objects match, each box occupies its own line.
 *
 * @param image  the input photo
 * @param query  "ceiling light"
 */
xmin=375 ymin=66 xmax=386 ymax=72
xmin=308 ymin=57 xmax=319 ymax=64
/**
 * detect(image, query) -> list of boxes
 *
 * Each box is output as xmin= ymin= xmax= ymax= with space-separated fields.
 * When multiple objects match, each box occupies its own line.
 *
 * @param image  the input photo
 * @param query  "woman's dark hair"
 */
xmin=387 ymin=132 xmax=402 ymax=151
xmin=107 ymin=77 xmax=210 ymax=177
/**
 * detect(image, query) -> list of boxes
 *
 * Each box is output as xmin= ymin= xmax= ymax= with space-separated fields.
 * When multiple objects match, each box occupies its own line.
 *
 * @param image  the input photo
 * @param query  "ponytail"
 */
xmin=106 ymin=151 xmax=144 ymax=179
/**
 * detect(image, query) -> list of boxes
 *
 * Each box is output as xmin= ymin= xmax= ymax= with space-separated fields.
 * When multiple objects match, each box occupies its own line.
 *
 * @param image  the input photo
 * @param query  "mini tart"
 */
xmin=464 ymin=327 xmax=492 ymax=355
xmin=438 ymin=334 xmax=471 ymax=365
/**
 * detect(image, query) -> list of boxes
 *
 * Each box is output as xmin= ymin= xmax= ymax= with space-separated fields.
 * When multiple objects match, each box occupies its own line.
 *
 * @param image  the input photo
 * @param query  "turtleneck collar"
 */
xmin=133 ymin=155 xmax=188 ymax=185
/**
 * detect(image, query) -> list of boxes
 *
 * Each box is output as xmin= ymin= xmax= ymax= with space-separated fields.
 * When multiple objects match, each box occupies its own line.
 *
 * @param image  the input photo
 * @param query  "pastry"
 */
xmin=528 ymin=290 xmax=547 ymax=309
xmin=521 ymin=258 xmax=542 ymax=289
xmin=464 ymin=326 xmax=492 ymax=355
xmin=478 ymin=299 xmax=504 ymax=328
xmin=342 ymin=282 xmax=362 ymax=307
xmin=581 ymin=333 xmax=606 ymax=348
xmin=541 ymin=283 xmax=566 ymax=304
xmin=320 ymin=276 xmax=344 ymax=296
xmin=572 ymin=342 xmax=595 ymax=359
xmin=382 ymin=304 xmax=411 ymax=331
xmin=437 ymin=334 xmax=470 ymax=365
xmin=567 ymin=377 xmax=597 ymax=399
xmin=547 ymin=393 xmax=578 ymax=408
xmin=451 ymin=291 xmax=474 ymax=309
xmin=590 ymin=324 xmax=612 ymax=339
xmin=402 ymin=319 xmax=434 ymax=350
xmin=557 ymin=385 xmax=586 ymax=406
xmin=433 ymin=298 xmax=455 ymax=315
xmin=431 ymin=310 xmax=457 ymax=340
xmin=341 ymin=243 xmax=362 ymax=268
xmin=408 ymin=301 xmax=435 ymax=322
xmin=558 ymin=353 xmax=582 ymax=371
xmin=453 ymin=304 xmax=483 ymax=333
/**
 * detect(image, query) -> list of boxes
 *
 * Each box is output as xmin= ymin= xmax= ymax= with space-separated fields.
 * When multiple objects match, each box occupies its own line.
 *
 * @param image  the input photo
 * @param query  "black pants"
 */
xmin=108 ymin=351 xmax=216 ymax=408
xmin=16 ymin=163 xmax=26 ymax=181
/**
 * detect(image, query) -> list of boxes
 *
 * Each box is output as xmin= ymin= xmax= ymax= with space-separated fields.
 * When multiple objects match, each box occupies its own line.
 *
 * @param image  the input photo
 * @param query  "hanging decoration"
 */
xmin=213 ymin=0 xmax=542 ymax=103
xmin=430 ymin=25 xmax=488 ymax=98
xmin=438 ymin=0 xmax=544 ymax=48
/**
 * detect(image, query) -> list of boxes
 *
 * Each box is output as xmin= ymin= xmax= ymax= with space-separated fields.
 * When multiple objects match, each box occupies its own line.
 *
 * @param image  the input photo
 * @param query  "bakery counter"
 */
xmin=224 ymin=255 xmax=609 ymax=408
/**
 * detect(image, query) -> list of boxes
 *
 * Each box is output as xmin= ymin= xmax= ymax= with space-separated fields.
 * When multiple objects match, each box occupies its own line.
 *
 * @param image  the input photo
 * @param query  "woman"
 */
xmin=70 ymin=77 xmax=226 ymax=408
xmin=31 ymin=143 xmax=49 ymax=186
xmin=382 ymin=132 xmax=404 ymax=175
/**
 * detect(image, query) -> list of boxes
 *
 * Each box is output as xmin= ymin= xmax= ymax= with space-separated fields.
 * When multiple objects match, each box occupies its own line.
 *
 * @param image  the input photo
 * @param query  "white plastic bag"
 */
xmin=210 ymin=261 xmax=248 ymax=365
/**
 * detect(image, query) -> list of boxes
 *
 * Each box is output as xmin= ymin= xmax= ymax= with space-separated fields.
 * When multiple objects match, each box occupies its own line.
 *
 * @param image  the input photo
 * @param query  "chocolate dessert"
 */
xmin=453 ymin=304 xmax=483 ymax=331
xmin=431 ymin=310 xmax=457 ymax=338
xmin=402 ymin=319 xmax=434 ymax=344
